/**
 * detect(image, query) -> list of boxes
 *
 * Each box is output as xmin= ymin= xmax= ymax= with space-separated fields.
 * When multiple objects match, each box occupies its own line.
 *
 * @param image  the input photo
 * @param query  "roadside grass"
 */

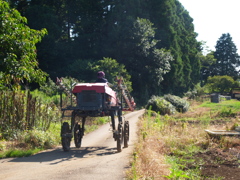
xmin=127 ymin=99 xmax=240 ymax=180
xmin=0 ymin=116 xmax=109 ymax=158
xmin=0 ymin=123 xmax=61 ymax=158
xmin=0 ymin=148 xmax=43 ymax=158
xmin=61 ymin=116 xmax=110 ymax=134
xmin=85 ymin=116 xmax=110 ymax=133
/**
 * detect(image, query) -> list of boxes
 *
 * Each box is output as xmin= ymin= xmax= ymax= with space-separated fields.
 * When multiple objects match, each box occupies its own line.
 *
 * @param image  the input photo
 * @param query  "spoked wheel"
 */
xmin=74 ymin=122 xmax=82 ymax=148
xmin=124 ymin=121 xmax=129 ymax=148
xmin=117 ymin=123 xmax=123 ymax=152
xmin=61 ymin=122 xmax=71 ymax=152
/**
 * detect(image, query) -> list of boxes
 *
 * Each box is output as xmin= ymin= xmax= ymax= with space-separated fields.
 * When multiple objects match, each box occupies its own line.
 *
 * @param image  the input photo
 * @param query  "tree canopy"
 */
xmin=4 ymin=0 xmax=221 ymax=104
xmin=205 ymin=75 xmax=239 ymax=94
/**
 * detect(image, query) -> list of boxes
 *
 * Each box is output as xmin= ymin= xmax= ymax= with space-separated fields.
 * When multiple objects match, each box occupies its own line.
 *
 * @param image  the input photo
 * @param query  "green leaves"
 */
xmin=0 ymin=0 xmax=47 ymax=89
xmin=205 ymin=75 xmax=239 ymax=93
xmin=133 ymin=18 xmax=157 ymax=56
xmin=91 ymin=57 xmax=132 ymax=91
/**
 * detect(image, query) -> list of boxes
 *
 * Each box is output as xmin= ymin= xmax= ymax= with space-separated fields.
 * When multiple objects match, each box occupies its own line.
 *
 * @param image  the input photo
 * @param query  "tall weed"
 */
xmin=0 ymin=90 xmax=61 ymax=140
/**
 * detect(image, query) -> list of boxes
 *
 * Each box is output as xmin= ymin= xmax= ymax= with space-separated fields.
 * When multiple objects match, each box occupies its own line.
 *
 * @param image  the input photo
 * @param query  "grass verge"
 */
xmin=0 ymin=148 xmax=43 ymax=158
xmin=0 ymin=116 xmax=110 ymax=159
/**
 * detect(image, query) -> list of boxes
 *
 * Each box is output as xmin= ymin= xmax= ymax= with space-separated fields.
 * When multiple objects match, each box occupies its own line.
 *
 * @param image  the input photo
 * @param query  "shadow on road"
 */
xmin=9 ymin=146 xmax=116 ymax=164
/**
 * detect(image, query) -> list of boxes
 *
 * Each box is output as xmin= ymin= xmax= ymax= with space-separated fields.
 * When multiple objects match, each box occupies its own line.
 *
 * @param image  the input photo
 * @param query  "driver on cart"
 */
xmin=95 ymin=71 xmax=108 ymax=83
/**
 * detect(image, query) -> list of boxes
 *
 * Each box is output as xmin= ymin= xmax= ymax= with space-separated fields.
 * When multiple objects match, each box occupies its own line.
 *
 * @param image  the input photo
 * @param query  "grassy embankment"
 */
xmin=128 ymin=99 xmax=240 ymax=179
xmin=0 ymin=116 xmax=109 ymax=158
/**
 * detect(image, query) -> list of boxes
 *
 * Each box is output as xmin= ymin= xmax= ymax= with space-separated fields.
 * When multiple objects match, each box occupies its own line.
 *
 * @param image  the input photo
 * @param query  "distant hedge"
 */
xmin=163 ymin=94 xmax=189 ymax=113
xmin=146 ymin=95 xmax=189 ymax=115
xmin=146 ymin=96 xmax=176 ymax=115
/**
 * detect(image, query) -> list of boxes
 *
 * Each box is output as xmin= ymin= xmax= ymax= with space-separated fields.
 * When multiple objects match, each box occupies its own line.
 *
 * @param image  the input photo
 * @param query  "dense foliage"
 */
xmin=198 ymin=51 xmax=216 ymax=85
xmin=204 ymin=75 xmax=239 ymax=94
xmin=3 ymin=1 xmax=239 ymax=104
xmin=146 ymin=95 xmax=176 ymax=115
xmin=163 ymin=94 xmax=190 ymax=113
xmin=0 ymin=0 xmax=47 ymax=89
xmin=146 ymin=94 xmax=189 ymax=115
xmin=6 ymin=0 xmax=201 ymax=104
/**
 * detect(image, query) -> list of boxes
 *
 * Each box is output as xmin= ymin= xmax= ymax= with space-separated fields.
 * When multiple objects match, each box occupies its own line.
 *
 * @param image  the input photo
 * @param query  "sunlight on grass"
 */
xmin=200 ymin=99 xmax=240 ymax=110
xmin=128 ymin=99 xmax=240 ymax=180
xmin=0 ymin=148 xmax=42 ymax=158
xmin=0 ymin=116 xmax=110 ymax=159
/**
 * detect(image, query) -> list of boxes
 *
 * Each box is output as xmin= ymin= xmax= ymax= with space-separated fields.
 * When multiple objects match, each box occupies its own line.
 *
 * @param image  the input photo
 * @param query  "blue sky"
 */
xmin=180 ymin=0 xmax=240 ymax=54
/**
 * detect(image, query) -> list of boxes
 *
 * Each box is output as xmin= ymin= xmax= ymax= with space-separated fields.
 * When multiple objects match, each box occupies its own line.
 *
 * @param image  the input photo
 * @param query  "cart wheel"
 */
xmin=117 ymin=124 xmax=123 ymax=152
xmin=124 ymin=121 xmax=129 ymax=148
xmin=74 ymin=123 xmax=82 ymax=148
xmin=61 ymin=122 xmax=71 ymax=152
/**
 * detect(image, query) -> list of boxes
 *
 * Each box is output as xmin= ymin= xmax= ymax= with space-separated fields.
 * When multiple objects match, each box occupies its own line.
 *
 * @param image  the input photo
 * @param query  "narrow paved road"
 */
xmin=0 ymin=109 xmax=145 ymax=180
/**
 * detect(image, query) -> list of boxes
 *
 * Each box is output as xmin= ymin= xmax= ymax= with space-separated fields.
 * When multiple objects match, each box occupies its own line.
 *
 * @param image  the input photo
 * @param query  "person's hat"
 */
xmin=97 ymin=71 xmax=105 ymax=78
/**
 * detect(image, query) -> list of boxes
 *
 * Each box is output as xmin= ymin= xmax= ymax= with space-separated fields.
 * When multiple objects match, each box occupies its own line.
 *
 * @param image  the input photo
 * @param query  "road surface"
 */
xmin=0 ymin=109 xmax=145 ymax=180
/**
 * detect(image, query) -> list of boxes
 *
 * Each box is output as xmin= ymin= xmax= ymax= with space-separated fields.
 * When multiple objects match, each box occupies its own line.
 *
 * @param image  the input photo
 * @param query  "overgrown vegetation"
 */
xmin=0 ymin=0 xmax=47 ymax=89
xmin=146 ymin=94 xmax=189 ymax=115
xmin=0 ymin=90 xmax=61 ymax=139
xmin=0 ymin=123 xmax=61 ymax=158
xmin=128 ymin=99 xmax=240 ymax=179
xmin=0 ymin=114 xmax=109 ymax=159
xmin=0 ymin=76 xmax=110 ymax=158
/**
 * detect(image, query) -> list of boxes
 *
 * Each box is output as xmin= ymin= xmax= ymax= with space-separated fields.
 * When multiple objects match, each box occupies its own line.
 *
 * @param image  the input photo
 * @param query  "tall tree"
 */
xmin=148 ymin=0 xmax=201 ymax=95
xmin=198 ymin=51 xmax=216 ymax=86
xmin=0 ymin=0 xmax=47 ymax=89
xmin=211 ymin=33 xmax=240 ymax=79
xmin=72 ymin=0 xmax=107 ymax=59
xmin=24 ymin=4 xmax=64 ymax=77
xmin=104 ymin=16 xmax=174 ymax=103
xmin=130 ymin=18 xmax=174 ymax=103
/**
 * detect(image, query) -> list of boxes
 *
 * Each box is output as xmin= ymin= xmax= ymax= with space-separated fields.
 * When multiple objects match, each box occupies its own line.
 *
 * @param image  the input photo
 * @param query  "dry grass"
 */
xmin=128 ymin=113 xmax=208 ymax=179
xmin=127 ymin=117 xmax=171 ymax=180
xmin=128 ymin=100 xmax=240 ymax=179
xmin=171 ymin=100 xmax=215 ymax=121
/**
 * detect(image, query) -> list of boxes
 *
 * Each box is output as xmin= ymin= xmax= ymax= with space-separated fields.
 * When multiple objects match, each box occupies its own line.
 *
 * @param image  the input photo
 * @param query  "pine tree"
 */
xmin=212 ymin=33 xmax=240 ymax=79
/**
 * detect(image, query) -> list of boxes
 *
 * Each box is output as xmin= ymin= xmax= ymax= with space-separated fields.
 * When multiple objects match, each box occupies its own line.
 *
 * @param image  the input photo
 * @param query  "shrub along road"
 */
xmin=0 ymin=109 xmax=145 ymax=180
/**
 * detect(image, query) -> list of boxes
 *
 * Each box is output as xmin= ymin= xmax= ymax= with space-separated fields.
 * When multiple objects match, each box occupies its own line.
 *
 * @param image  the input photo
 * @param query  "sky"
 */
xmin=179 ymin=0 xmax=240 ymax=54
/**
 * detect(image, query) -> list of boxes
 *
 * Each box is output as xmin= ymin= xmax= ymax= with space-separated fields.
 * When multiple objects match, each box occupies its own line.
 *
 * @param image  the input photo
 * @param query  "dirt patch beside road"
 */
xmin=193 ymin=147 xmax=240 ymax=179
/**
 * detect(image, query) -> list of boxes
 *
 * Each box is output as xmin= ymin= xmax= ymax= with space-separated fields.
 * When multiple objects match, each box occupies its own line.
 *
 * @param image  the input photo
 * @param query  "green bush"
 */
xmin=38 ymin=77 xmax=76 ymax=106
xmin=184 ymin=83 xmax=206 ymax=99
xmin=39 ymin=77 xmax=59 ymax=96
xmin=18 ymin=127 xmax=60 ymax=149
xmin=164 ymin=94 xmax=190 ymax=113
xmin=146 ymin=96 xmax=176 ymax=115
xmin=23 ymin=129 xmax=46 ymax=148
xmin=30 ymin=89 xmax=62 ymax=106
xmin=204 ymin=75 xmax=239 ymax=94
